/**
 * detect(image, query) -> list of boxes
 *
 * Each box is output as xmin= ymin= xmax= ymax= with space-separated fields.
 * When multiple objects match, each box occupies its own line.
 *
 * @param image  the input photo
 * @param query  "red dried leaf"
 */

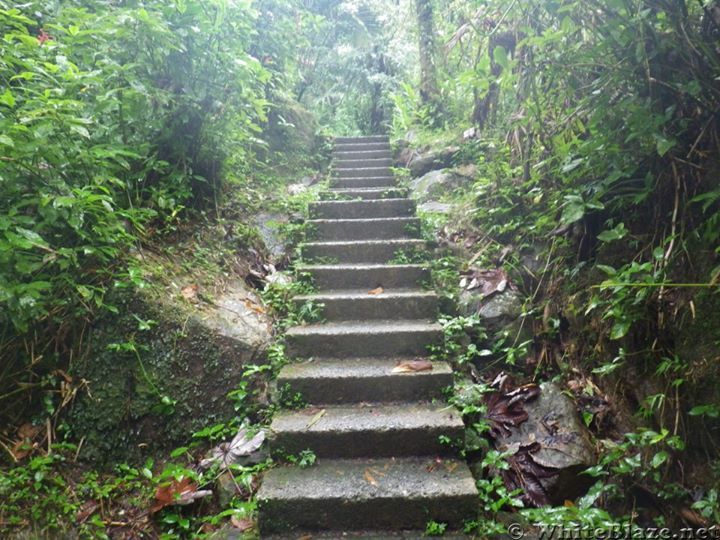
xmin=150 ymin=477 xmax=211 ymax=513
xmin=391 ymin=359 xmax=433 ymax=374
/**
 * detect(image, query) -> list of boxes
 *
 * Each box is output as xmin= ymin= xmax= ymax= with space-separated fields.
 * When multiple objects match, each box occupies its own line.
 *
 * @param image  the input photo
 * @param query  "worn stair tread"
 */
xmin=323 ymin=188 xmax=407 ymax=199
xmin=286 ymin=319 xmax=440 ymax=337
xmin=258 ymin=457 xmax=475 ymax=500
xmin=271 ymin=402 xmax=461 ymax=435
xmin=295 ymin=288 xmax=434 ymax=300
xmin=257 ymin=456 xmax=477 ymax=517
xmin=265 ymin=531 xmax=473 ymax=539
xmin=302 ymin=239 xmax=424 ymax=249
xmin=280 ymin=357 xmax=451 ymax=379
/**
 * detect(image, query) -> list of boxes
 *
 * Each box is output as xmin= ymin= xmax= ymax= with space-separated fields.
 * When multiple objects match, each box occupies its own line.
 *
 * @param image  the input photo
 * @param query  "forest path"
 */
xmin=256 ymin=136 xmax=478 ymax=537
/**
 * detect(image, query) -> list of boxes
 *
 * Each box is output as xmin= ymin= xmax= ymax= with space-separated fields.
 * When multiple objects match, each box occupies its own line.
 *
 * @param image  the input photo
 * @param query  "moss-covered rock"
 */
xmin=67 ymin=280 xmax=271 ymax=465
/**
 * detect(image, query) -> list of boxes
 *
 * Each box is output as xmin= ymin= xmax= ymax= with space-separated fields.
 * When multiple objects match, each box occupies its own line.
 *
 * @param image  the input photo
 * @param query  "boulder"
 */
xmin=459 ymin=289 xmax=524 ymax=332
xmin=495 ymin=382 xmax=596 ymax=503
xmin=418 ymin=202 xmax=454 ymax=214
xmin=253 ymin=212 xmax=288 ymax=264
xmin=408 ymin=146 xmax=460 ymax=177
xmin=410 ymin=169 xmax=471 ymax=202
xmin=68 ymin=280 xmax=272 ymax=465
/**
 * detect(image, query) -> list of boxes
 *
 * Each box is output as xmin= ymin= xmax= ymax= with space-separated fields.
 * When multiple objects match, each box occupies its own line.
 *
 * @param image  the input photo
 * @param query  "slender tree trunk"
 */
xmin=414 ymin=0 xmax=440 ymax=109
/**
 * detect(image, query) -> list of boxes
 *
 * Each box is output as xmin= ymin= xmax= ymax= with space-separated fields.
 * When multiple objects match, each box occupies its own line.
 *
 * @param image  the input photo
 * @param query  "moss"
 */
xmin=67 ymin=283 xmax=268 ymax=466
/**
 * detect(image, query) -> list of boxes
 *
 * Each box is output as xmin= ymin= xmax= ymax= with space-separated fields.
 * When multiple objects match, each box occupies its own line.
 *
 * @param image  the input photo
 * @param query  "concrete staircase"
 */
xmin=257 ymin=136 xmax=478 ymax=537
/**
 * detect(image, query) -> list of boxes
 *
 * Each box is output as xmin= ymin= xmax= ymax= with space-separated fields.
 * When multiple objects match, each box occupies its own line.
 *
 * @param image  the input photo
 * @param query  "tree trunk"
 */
xmin=415 ymin=0 xmax=440 ymax=109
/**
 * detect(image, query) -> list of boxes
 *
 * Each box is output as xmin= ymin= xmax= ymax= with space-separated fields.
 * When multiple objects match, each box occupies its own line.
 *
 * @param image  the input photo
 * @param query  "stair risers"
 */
xmin=294 ymin=291 xmax=437 ymax=320
xmin=299 ymin=264 xmax=430 ymax=290
xmin=309 ymin=218 xmax=420 ymax=241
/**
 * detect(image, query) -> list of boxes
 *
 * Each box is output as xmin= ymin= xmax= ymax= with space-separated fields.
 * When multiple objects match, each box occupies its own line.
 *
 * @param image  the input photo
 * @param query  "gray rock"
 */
xmin=200 ymin=282 xmax=272 ymax=349
xmin=418 ymin=201 xmax=454 ymax=214
xmin=408 ymin=146 xmax=459 ymax=177
xmin=459 ymin=289 xmax=523 ymax=328
xmin=409 ymin=169 xmax=469 ymax=202
xmin=496 ymin=382 xmax=596 ymax=503
xmin=253 ymin=212 xmax=288 ymax=263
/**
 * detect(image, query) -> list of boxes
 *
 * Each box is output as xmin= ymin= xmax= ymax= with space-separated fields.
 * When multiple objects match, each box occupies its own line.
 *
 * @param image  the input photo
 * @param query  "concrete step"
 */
xmin=332 ymin=176 xmax=397 ymax=189
xmin=321 ymin=187 xmax=408 ymax=200
xmin=310 ymin=199 xmax=415 ymax=220
xmin=335 ymin=166 xmax=392 ymax=178
xmin=333 ymin=149 xmax=392 ymax=160
xmin=286 ymin=319 xmax=441 ymax=357
xmin=309 ymin=217 xmax=420 ymax=241
xmin=335 ymin=135 xmax=388 ymax=144
xmin=294 ymin=289 xmax=437 ymax=320
xmin=302 ymin=239 xmax=425 ymax=264
xmin=257 ymin=457 xmax=478 ymax=534
xmin=269 ymin=402 xmax=463 ymax=458
xmin=277 ymin=358 xmax=452 ymax=404
xmin=335 ymin=157 xmax=393 ymax=169
xmin=335 ymin=142 xmax=391 ymax=153
xmin=299 ymin=264 xmax=430 ymax=290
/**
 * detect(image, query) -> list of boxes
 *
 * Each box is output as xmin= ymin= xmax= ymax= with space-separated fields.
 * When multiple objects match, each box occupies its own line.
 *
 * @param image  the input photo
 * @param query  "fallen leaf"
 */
xmin=298 ymin=535 xmax=313 ymax=540
xmin=368 ymin=287 xmax=384 ymax=295
xmin=231 ymin=515 xmax=255 ymax=532
xmin=392 ymin=359 xmax=433 ymax=373
xmin=199 ymin=425 xmax=266 ymax=471
xmin=181 ymin=284 xmax=199 ymax=300
xmin=244 ymin=298 xmax=266 ymax=315
xmin=364 ymin=469 xmax=378 ymax=486
xmin=17 ymin=423 xmax=41 ymax=440
xmin=306 ymin=409 xmax=326 ymax=429
xmin=76 ymin=500 xmax=100 ymax=524
xmin=459 ymin=267 xmax=513 ymax=298
xmin=150 ymin=477 xmax=212 ymax=513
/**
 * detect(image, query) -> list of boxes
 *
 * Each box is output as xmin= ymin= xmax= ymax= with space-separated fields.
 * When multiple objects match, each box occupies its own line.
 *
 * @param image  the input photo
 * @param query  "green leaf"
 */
xmin=650 ymin=451 xmax=668 ymax=468
xmin=0 ymin=89 xmax=16 ymax=108
xmin=493 ymin=46 xmax=509 ymax=71
xmin=0 ymin=134 xmax=14 ymax=147
xmin=655 ymin=135 xmax=675 ymax=156
xmin=610 ymin=320 xmax=631 ymax=340
xmin=597 ymin=223 xmax=628 ymax=243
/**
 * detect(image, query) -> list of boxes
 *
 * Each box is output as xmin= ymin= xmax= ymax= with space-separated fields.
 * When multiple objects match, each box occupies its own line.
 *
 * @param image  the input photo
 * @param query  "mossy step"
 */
xmin=269 ymin=402 xmax=463 ymax=458
xmin=321 ymin=187 xmax=408 ymax=200
xmin=298 ymin=264 xmax=429 ymax=290
xmin=294 ymin=288 xmax=437 ymax=320
xmin=286 ymin=319 xmax=441 ymax=357
xmin=334 ymin=166 xmax=393 ymax=178
xmin=301 ymin=239 xmax=426 ymax=264
xmin=310 ymin=199 xmax=415 ymax=220
xmin=308 ymin=217 xmax=421 ymax=241
xmin=332 ymin=176 xmax=397 ymax=189
xmin=257 ymin=457 xmax=478 ymax=534
xmin=277 ymin=357 xmax=452 ymax=404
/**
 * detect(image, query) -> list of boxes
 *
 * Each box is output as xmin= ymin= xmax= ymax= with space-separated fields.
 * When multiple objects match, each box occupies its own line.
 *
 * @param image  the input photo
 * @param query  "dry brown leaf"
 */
xmin=150 ymin=477 xmax=211 ymax=513
xmin=181 ymin=284 xmax=199 ymax=300
xmin=76 ymin=500 xmax=100 ymax=524
xmin=305 ymin=409 xmax=326 ymax=429
xmin=17 ymin=423 xmax=41 ymax=440
xmin=298 ymin=535 xmax=313 ymax=540
xmin=364 ymin=469 xmax=378 ymax=486
xmin=391 ymin=359 xmax=433 ymax=374
xmin=368 ymin=287 xmax=384 ymax=295
xmin=230 ymin=515 xmax=255 ymax=532
xmin=244 ymin=298 xmax=266 ymax=315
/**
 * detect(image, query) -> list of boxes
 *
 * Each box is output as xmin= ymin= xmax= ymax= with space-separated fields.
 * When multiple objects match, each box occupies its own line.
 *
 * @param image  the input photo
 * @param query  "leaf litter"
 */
xmin=391 ymin=359 xmax=433 ymax=373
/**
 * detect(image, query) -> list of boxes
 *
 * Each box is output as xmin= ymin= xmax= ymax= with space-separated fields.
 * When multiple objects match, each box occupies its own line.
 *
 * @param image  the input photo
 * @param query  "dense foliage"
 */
xmin=1 ymin=0 xmax=719 ymax=536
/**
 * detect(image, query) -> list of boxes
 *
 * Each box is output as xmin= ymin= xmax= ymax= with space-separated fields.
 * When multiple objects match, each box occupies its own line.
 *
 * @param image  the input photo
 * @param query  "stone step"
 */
xmin=286 ymin=319 xmax=441 ymax=357
xmin=309 ymin=199 xmax=415 ymax=220
xmin=269 ymin=402 xmax=463 ymax=458
xmin=257 ymin=457 xmax=478 ymax=534
xmin=333 ymin=149 xmax=392 ymax=160
xmin=265 ymin=531 xmax=472 ymax=539
xmin=302 ymin=239 xmax=425 ymax=264
xmin=294 ymin=289 xmax=437 ymax=320
xmin=308 ymin=217 xmax=420 ymax=241
xmin=299 ymin=264 xmax=429 ymax=290
xmin=335 ymin=135 xmax=388 ymax=144
xmin=335 ymin=157 xmax=393 ymax=169
xmin=331 ymin=176 xmax=397 ymax=189
xmin=321 ymin=187 xmax=408 ymax=200
xmin=335 ymin=166 xmax=392 ymax=178
xmin=277 ymin=358 xmax=452 ymax=404
xmin=334 ymin=142 xmax=391 ymax=153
